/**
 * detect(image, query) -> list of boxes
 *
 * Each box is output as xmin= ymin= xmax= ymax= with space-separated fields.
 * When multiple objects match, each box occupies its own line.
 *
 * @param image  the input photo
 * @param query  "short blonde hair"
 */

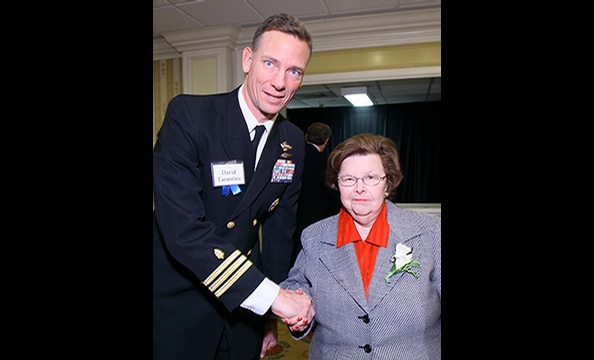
xmin=251 ymin=13 xmax=312 ymax=62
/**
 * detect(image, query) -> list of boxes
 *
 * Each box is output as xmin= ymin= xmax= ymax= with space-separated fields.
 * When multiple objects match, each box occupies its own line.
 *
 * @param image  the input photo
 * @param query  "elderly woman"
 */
xmin=280 ymin=133 xmax=441 ymax=359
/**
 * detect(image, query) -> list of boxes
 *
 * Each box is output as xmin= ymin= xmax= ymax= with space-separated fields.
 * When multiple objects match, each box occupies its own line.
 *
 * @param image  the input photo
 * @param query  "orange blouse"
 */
xmin=336 ymin=202 xmax=389 ymax=299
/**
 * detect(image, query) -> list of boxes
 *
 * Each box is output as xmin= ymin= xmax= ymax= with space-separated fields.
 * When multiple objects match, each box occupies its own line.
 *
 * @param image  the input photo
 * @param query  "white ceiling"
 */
xmin=153 ymin=0 xmax=441 ymax=108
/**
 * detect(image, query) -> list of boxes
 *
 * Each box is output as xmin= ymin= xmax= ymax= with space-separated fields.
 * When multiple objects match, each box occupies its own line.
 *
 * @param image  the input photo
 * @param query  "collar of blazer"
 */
xmin=317 ymin=202 xmax=426 ymax=310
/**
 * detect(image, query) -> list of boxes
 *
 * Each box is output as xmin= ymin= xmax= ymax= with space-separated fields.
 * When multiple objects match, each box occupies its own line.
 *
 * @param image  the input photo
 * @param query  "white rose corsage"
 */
xmin=385 ymin=243 xmax=421 ymax=285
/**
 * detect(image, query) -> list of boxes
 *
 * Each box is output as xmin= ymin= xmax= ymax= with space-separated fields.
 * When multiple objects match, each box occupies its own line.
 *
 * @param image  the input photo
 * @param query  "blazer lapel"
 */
xmin=319 ymin=242 xmax=368 ymax=308
xmin=366 ymin=235 xmax=401 ymax=310
xmin=366 ymin=203 xmax=423 ymax=310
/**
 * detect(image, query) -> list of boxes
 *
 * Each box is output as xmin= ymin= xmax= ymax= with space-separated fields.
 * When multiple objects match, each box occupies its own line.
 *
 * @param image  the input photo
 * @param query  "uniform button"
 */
xmin=226 ymin=221 xmax=235 ymax=229
xmin=358 ymin=314 xmax=369 ymax=323
xmin=359 ymin=344 xmax=371 ymax=353
xmin=252 ymin=219 xmax=258 ymax=226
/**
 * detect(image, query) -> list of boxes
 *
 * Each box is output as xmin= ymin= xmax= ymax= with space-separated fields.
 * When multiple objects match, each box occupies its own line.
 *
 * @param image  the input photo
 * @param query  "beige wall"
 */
xmin=153 ymin=58 xmax=183 ymax=146
xmin=307 ymin=42 xmax=441 ymax=75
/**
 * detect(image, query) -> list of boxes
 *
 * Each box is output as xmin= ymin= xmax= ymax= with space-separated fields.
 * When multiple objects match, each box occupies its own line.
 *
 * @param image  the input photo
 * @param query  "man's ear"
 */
xmin=242 ymin=47 xmax=253 ymax=73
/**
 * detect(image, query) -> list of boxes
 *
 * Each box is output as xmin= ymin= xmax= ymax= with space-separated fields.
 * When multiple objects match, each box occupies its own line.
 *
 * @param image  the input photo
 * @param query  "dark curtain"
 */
xmin=286 ymin=101 xmax=440 ymax=203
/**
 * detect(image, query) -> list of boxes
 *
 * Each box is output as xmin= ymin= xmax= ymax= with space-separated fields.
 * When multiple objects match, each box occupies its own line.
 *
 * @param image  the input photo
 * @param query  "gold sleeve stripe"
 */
xmin=214 ymin=260 xmax=253 ymax=298
xmin=203 ymin=249 xmax=241 ymax=287
xmin=208 ymin=254 xmax=248 ymax=292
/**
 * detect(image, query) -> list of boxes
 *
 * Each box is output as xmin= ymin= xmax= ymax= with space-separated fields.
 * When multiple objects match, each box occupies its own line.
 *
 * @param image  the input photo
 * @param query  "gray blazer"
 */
xmin=281 ymin=200 xmax=441 ymax=359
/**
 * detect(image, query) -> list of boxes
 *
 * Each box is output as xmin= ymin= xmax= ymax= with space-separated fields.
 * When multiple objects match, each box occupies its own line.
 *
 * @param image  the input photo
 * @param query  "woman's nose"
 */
xmin=354 ymin=181 xmax=366 ymax=193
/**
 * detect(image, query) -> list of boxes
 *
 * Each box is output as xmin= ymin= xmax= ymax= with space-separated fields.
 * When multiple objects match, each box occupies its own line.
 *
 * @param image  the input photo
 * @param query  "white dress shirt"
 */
xmin=238 ymin=84 xmax=276 ymax=170
xmin=237 ymin=84 xmax=280 ymax=315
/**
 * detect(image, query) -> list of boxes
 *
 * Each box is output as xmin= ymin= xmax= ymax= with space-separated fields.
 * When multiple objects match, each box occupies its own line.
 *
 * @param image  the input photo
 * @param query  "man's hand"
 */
xmin=260 ymin=317 xmax=278 ymax=358
xmin=270 ymin=288 xmax=314 ymax=331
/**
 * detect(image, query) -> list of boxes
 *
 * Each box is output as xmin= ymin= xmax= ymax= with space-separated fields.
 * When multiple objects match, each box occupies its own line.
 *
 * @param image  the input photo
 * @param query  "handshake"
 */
xmin=271 ymin=287 xmax=315 ymax=332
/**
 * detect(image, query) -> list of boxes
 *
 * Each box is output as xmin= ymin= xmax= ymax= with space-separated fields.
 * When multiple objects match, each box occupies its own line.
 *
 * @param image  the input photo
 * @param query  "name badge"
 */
xmin=211 ymin=161 xmax=246 ymax=187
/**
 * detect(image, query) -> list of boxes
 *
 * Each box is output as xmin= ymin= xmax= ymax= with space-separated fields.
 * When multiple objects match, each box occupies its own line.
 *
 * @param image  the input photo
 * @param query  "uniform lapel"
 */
xmin=227 ymin=118 xmax=285 ymax=219
xmin=220 ymin=90 xmax=255 ymax=174
xmin=252 ymin=119 xmax=283 ymax=186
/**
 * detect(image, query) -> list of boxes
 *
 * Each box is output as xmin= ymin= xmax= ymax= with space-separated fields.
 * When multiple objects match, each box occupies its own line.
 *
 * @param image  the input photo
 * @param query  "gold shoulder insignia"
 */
xmin=214 ymin=248 xmax=225 ymax=260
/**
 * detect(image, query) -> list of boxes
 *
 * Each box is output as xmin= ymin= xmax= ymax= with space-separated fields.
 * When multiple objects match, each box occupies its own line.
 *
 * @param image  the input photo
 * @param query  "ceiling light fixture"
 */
xmin=341 ymin=86 xmax=373 ymax=107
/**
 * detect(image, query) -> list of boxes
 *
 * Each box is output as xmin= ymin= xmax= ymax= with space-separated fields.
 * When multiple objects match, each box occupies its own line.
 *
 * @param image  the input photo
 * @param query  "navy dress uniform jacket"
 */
xmin=153 ymin=87 xmax=305 ymax=360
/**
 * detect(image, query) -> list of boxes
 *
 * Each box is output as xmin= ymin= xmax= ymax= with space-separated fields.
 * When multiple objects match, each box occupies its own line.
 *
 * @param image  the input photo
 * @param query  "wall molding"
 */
xmin=301 ymin=66 xmax=441 ymax=86
xmin=235 ymin=8 xmax=441 ymax=51
xmin=153 ymin=39 xmax=181 ymax=61
xmin=161 ymin=24 xmax=241 ymax=54
xmin=155 ymin=7 xmax=441 ymax=59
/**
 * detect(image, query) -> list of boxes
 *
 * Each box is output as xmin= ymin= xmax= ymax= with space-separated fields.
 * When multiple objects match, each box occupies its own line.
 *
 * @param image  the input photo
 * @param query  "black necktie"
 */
xmin=252 ymin=125 xmax=265 ymax=160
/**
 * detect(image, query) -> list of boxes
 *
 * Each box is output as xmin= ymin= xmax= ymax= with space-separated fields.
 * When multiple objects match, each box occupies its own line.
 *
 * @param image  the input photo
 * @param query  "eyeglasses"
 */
xmin=337 ymin=174 xmax=386 ymax=187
